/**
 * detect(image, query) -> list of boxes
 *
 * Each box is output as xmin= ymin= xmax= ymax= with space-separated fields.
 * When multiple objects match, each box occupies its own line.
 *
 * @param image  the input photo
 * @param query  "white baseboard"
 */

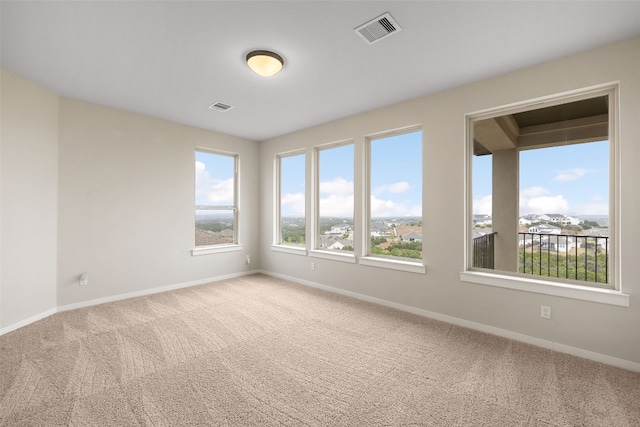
xmin=0 ymin=307 xmax=58 ymax=336
xmin=0 ymin=270 xmax=261 ymax=336
xmin=259 ymin=270 xmax=640 ymax=373
xmin=57 ymin=269 xmax=261 ymax=312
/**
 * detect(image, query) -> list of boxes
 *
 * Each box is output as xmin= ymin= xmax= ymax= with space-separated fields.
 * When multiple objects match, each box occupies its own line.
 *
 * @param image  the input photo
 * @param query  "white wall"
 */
xmin=259 ymin=37 xmax=640 ymax=365
xmin=1 ymin=69 xmax=59 ymax=329
xmin=57 ymin=98 xmax=260 ymax=307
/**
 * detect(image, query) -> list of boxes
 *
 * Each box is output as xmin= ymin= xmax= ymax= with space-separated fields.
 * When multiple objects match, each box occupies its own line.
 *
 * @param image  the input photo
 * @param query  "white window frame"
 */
xmin=272 ymin=149 xmax=307 ymax=256
xmin=461 ymin=83 xmax=628 ymax=307
xmin=192 ymin=148 xmax=242 ymax=256
xmin=360 ymin=125 xmax=425 ymax=274
xmin=309 ymin=139 xmax=356 ymax=263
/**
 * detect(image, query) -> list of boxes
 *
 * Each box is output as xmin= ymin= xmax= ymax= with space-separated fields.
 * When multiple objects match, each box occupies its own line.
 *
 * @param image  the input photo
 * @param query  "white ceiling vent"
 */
xmin=208 ymin=102 xmax=233 ymax=112
xmin=354 ymin=12 xmax=402 ymax=45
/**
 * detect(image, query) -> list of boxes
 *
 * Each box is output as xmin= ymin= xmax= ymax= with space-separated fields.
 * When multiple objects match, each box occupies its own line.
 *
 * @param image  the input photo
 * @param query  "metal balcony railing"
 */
xmin=472 ymin=232 xmax=496 ymax=269
xmin=472 ymin=232 xmax=609 ymax=285
xmin=519 ymin=232 xmax=609 ymax=284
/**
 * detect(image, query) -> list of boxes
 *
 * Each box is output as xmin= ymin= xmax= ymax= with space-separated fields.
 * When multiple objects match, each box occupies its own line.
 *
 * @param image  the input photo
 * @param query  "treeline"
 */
xmin=519 ymin=250 xmax=608 ymax=284
xmin=370 ymin=238 xmax=421 ymax=260
xmin=282 ymin=225 xmax=306 ymax=244
xmin=196 ymin=222 xmax=233 ymax=233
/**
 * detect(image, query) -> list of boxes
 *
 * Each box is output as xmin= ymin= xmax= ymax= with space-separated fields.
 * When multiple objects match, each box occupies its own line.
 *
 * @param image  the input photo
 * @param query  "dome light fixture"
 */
xmin=246 ymin=50 xmax=284 ymax=77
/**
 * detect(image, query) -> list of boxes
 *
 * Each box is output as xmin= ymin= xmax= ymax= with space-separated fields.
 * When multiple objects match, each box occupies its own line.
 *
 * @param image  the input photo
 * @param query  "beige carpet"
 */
xmin=1 ymin=274 xmax=639 ymax=426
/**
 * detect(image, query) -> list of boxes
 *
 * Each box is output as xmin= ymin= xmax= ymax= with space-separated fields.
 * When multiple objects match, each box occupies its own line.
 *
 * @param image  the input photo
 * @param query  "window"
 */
xmin=315 ymin=142 xmax=354 ymax=253
xmin=194 ymin=149 xmax=238 ymax=249
xmin=465 ymin=85 xmax=623 ymax=303
xmin=366 ymin=128 xmax=422 ymax=263
xmin=276 ymin=152 xmax=306 ymax=247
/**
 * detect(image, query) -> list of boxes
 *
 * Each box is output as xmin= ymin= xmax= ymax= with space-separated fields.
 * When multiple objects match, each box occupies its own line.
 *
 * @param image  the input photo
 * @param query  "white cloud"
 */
xmin=473 ymin=194 xmax=492 ymax=215
xmin=374 ymin=181 xmax=411 ymax=195
xmin=520 ymin=186 xmax=570 ymax=214
xmin=521 ymin=186 xmax=550 ymax=198
xmin=195 ymin=161 xmax=234 ymax=204
xmin=319 ymin=177 xmax=353 ymax=195
xmin=370 ymin=195 xmax=421 ymax=218
xmin=553 ymin=168 xmax=589 ymax=181
xmin=281 ymin=193 xmax=305 ymax=216
xmin=319 ymin=194 xmax=354 ymax=218
xmin=318 ymin=177 xmax=354 ymax=217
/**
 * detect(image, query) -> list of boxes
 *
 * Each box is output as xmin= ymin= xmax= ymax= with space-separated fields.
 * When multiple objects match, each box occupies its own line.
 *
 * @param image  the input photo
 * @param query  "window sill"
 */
xmin=309 ymin=249 xmax=356 ymax=263
xmin=271 ymin=245 xmax=308 ymax=256
xmin=360 ymin=256 xmax=426 ymax=274
xmin=192 ymin=244 xmax=243 ymax=256
xmin=459 ymin=270 xmax=629 ymax=307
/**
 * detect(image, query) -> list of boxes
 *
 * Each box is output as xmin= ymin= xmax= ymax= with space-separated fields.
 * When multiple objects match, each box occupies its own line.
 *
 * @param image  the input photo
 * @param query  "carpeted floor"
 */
xmin=1 ymin=273 xmax=639 ymax=426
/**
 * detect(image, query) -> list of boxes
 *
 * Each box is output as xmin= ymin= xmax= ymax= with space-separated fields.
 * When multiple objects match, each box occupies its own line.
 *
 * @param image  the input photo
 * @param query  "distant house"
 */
xmin=370 ymin=226 xmax=389 ymax=237
xmin=324 ymin=225 xmax=350 ymax=235
xmin=519 ymin=233 xmax=541 ymax=246
xmin=527 ymin=224 xmax=561 ymax=234
xmin=541 ymin=214 xmax=582 ymax=226
xmin=319 ymin=235 xmax=353 ymax=250
xmin=473 ymin=214 xmax=492 ymax=226
xmin=519 ymin=214 xmax=539 ymax=226
xmin=402 ymin=231 xmax=422 ymax=242
xmin=545 ymin=214 xmax=568 ymax=224
xmin=519 ymin=217 xmax=533 ymax=226
xmin=540 ymin=235 xmax=576 ymax=251
xmin=319 ymin=235 xmax=339 ymax=248
xmin=564 ymin=216 xmax=582 ymax=225
xmin=578 ymin=236 xmax=609 ymax=251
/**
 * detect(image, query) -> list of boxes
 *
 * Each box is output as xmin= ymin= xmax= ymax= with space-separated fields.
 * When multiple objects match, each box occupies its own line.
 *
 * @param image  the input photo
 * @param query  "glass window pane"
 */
xmin=280 ymin=154 xmax=306 ymax=246
xmin=195 ymin=151 xmax=235 ymax=207
xmin=318 ymin=144 xmax=354 ymax=251
xmin=195 ymin=150 xmax=237 ymax=247
xmin=195 ymin=209 xmax=235 ymax=246
xmin=369 ymin=130 xmax=422 ymax=261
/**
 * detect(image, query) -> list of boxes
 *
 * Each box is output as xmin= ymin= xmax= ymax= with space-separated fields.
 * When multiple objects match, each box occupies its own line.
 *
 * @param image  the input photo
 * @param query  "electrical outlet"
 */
xmin=79 ymin=272 xmax=89 ymax=286
xmin=311 ymin=262 xmax=315 ymax=271
xmin=540 ymin=305 xmax=551 ymax=319
xmin=245 ymin=255 xmax=251 ymax=264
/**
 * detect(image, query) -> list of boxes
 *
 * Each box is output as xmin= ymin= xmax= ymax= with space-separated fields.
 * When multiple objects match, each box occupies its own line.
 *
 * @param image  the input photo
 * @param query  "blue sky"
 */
xmin=370 ymin=131 xmax=421 ymax=218
xmin=195 ymin=151 xmax=234 ymax=206
xmin=279 ymin=131 xmax=422 ymax=218
xmin=280 ymin=153 xmax=306 ymax=217
xmin=473 ymin=140 xmax=609 ymax=216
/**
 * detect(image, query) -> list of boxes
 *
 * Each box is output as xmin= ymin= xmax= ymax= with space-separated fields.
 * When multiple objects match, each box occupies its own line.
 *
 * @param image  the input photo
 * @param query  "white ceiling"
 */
xmin=2 ymin=1 xmax=640 ymax=141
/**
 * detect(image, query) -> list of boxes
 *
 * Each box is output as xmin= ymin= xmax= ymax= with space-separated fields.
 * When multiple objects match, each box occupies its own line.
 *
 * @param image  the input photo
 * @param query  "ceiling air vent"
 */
xmin=354 ymin=12 xmax=402 ymax=45
xmin=208 ymin=102 xmax=233 ymax=112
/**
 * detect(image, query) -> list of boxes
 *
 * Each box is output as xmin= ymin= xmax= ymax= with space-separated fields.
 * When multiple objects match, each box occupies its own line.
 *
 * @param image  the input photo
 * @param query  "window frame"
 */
xmin=192 ymin=148 xmax=242 ymax=256
xmin=461 ymin=83 xmax=628 ymax=306
xmin=360 ymin=125 xmax=425 ymax=273
xmin=272 ymin=149 xmax=307 ymax=255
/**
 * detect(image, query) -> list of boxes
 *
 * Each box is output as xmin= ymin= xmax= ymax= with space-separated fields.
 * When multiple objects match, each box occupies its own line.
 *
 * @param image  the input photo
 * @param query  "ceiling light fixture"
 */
xmin=246 ymin=50 xmax=284 ymax=77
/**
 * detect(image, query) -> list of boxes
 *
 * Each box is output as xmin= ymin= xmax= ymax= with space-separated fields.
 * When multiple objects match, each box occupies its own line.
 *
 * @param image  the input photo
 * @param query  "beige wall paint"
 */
xmin=57 ymin=98 xmax=260 ymax=306
xmin=1 ymin=69 xmax=59 ymax=328
xmin=259 ymin=37 xmax=640 ymax=364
